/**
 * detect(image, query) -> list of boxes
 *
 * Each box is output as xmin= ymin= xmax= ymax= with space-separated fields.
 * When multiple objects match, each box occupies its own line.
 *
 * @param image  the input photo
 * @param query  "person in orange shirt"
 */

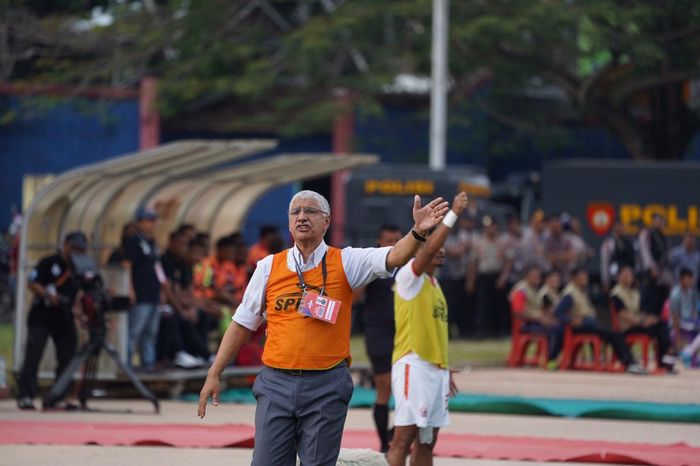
xmin=198 ymin=190 xmax=449 ymax=466
xmin=212 ymin=236 xmax=247 ymax=307
xmin=192 ymin=251 xmax=215 ymax=301
xmin=246 ymin=225 xmax=280 ymax=276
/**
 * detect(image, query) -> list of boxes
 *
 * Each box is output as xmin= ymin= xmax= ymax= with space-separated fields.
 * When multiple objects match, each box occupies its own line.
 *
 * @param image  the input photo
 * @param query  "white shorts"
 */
xmin=392 ymin=353 xmax=450 ymax=428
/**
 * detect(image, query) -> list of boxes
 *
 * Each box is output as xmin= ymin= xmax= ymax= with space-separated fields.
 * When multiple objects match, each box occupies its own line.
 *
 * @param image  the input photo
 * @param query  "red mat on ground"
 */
xmin=342 ymin=430 xmax=700 ymax=465
xmin=2 ymin=420 xmax=699 ymax=466
xmin=0 ymin=420 xmax=255 ymax=448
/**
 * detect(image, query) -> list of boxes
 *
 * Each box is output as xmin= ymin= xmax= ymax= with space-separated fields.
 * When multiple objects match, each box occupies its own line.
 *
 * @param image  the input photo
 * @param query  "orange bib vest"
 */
xmin=263 ymin=247 xmax=353 ymax=369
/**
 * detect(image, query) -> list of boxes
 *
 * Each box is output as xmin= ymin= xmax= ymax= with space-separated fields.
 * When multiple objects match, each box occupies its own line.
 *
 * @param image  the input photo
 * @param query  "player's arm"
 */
xmin=413 ymin=192 xmax=469 ymax=276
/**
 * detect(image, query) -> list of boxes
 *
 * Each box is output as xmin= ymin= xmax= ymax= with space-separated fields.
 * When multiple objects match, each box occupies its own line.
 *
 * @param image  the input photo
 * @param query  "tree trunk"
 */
xmin=588 ymin=83 xmax=697 ymax=160
xmin=644 ymin=82 xmax=698 ymax=160
xmin=588 ymin=100 xmax=656 ymax=160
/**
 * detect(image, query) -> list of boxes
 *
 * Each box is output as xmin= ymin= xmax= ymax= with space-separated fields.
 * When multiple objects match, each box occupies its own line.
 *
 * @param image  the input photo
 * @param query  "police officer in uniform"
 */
xmin=639 ymin=214 xmax=671 ymax=315
xmin=16 ymin=231 xmax=87 ymax=410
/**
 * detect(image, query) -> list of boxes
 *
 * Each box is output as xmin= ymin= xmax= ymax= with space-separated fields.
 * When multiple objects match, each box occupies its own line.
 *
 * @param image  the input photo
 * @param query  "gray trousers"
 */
xmin=251 ymin=364 xmax=354 ymax=466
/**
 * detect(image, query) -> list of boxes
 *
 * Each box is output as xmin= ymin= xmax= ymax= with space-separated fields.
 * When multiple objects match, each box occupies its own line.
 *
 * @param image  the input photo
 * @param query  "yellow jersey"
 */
xmin=393 ymin=259 xmax=449 ymax=368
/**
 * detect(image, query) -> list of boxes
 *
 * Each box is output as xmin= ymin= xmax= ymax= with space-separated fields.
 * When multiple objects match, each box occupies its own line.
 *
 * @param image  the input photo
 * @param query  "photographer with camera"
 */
xmin=16 ymin=231 xmax=87 ymax=410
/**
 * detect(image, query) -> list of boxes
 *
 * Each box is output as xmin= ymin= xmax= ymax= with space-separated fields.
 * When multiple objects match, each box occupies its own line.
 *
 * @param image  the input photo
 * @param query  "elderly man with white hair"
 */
xmin=198 ymin=190 xmax=449 ymax=466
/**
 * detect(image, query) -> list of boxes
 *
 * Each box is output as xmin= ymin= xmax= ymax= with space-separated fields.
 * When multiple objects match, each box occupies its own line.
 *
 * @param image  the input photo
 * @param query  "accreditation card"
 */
xmin=298 ymin=290 xmax=341 ymax=324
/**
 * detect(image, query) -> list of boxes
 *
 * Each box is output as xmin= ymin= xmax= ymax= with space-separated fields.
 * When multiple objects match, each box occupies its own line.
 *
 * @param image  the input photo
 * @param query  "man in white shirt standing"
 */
xmin=198 ymin=190 xmax=448 ymax=466
xmin=388 ymin=191 xmax=469 ymax=466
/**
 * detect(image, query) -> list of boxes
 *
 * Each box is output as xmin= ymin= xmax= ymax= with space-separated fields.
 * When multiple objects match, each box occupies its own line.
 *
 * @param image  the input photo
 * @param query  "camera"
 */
xmin=70 ymin=254 xmax=111 ymax=333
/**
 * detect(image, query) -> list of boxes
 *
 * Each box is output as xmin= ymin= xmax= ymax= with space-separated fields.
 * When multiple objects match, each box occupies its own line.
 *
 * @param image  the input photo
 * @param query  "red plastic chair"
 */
xmin=508 ymin=305 xmax=548 ymax=368
xmin=559 ymin=324 xmax=605 ymax=371
xmin=608 ymin=301 xmax=654 ymax=370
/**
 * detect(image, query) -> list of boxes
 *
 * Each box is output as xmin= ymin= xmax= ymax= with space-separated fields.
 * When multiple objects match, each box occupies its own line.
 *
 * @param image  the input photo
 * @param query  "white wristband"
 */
xmin=443 ymin=210 xmax=458 ymax=228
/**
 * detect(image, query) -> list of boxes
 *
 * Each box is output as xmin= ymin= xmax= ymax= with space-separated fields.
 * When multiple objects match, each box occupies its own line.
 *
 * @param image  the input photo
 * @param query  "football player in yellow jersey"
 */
xmin=388 ymin=191 xmax=468 ymax=466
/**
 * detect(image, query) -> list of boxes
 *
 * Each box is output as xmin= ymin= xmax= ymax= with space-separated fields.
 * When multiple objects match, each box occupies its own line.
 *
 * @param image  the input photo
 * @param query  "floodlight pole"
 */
xmin=430 ymin=0 xmax=448 ymax=171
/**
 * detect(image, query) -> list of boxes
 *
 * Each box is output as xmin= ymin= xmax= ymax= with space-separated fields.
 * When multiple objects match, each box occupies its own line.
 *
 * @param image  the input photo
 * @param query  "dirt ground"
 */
xmin=1 ymin=367 xmax=699 ymax=465
xmin=451 ymin=367 xmax=700 ymax=403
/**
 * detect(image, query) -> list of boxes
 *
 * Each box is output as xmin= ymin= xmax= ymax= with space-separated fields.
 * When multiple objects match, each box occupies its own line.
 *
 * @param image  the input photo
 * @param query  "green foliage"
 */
xmin=4 ymin=0 xmax=700 ymax=157
xmin=350 ymin=335 xmax=509 ymax=366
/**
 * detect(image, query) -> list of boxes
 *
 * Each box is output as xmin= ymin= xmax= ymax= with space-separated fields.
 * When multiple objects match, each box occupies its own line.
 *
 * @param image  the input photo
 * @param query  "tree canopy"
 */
xmin=3 ymin=0 xmax=700 ymax=159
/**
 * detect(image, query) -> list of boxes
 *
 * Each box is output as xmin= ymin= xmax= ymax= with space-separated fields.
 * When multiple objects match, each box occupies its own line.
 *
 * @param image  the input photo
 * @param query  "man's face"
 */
xmin=546 ymin=272 xmax=561 ymax=290
xmin=180 ymin=227 xmax=196 ymax=242
xmin=124 ymin=224 xmax=138 ymax=238
xmin=532 ymin=217 xmax=544 ymax=234
xmin=459 ymin=218 xmax=474 ymax=231
xmin=508 ymin=219 xmax=521 ymax=235
xmin=138 ymin=219 xmax=156 ymax=237
xmin=570 ymin=218 xmax=582 ymax=235
xmin=618 ymin=267 xmax=634 ymax=287
xmin=680 ymin=274 xmax=694 ymax=289
xmin=652 ymin=216 xmax=665 ymax=230
xmin=526 ymin=268 xmax=541 ymax=287
xmin=378 ymin=229 xmax=401 ymax=247
xmin=233 ymin=244 xmax=247 ymax=265
xmin=549 ymin=219 xmax=562 ymax=235
xmin=63 ymin=243 xmax=85 ymax=259
xmin=485 ymin=223 xmax=498 ymax=238
xmin=574 ymin=270 xmax=589 ymax=287
xmin=171 ymin=235 xmax=188 ymax=258
xmin=218 ymin=245 xmax=235 ymax=262
xmin=683 ymin=235 xmax=696 ymax=251
xmin=288 ymin=197 xmax=330 ymax=244
xmin=432 ymin=247 xmax=446 ymax=267
xmin=613 ymin=221 xmax=624 ymax=236
xmin=188 ymin=246 xmax=206 ymax=264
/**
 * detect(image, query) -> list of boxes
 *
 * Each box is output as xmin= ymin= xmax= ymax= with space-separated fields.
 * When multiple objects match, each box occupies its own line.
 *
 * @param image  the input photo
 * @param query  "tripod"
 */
xmin=43 ymin=295 xmax=159 ymax=413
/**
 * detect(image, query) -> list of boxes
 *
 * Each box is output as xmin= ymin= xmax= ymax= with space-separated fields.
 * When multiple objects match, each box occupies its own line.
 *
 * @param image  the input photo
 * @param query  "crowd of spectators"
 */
xmin=440 ymin=210 xmax=596 ymax=339
xmin=443 ymin=209 xmax=700 ymax=371
xmin=109 ymin=208 xmax=284 ymax=371
xmin=441 ymin=211 xmax=698 ymax=327
xmin=84 ymin=207 xmax=700 ymax=372
xmin=106 ymin=205 xmax=700 ymax=372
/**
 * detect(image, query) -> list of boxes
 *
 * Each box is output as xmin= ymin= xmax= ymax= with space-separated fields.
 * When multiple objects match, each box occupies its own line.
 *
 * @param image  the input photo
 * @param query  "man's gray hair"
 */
xmin=289 ymin=190 xmax=331 ymax=215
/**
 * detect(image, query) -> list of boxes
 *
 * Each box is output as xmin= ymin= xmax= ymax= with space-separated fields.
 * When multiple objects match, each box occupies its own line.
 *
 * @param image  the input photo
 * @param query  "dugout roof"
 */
xmin=14 ymin=139 xmax=378 ymax=370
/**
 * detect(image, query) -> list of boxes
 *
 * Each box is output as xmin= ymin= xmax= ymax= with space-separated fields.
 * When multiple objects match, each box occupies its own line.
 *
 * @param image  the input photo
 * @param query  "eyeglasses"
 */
xmin=288 ymin=207 xmax=328 ymax=216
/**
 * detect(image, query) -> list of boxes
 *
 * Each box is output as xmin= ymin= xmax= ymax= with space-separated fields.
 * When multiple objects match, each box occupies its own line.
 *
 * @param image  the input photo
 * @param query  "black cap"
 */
xmin=64 ymin=231 xmax=88 ymax=250
xmin=136 ymin=207 xmax=158 ymax=221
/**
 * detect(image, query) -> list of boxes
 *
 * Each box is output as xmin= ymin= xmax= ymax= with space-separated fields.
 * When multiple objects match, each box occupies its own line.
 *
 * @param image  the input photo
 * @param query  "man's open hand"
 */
xmin=412 ymin=195 xmax=449 ymax=235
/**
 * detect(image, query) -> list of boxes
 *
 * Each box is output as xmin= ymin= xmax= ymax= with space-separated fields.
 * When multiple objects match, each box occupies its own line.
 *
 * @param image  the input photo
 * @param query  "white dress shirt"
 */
xmin=233 ymin=240 xmax=394 ymax=331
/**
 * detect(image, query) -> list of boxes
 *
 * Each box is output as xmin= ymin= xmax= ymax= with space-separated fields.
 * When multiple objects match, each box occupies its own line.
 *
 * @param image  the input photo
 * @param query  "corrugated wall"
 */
xmin=0 ymin=96 xmax=139 ymax=228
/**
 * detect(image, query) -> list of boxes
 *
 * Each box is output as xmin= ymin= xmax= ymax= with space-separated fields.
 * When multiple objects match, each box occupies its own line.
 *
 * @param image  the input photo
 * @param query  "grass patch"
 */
xmin=0 ymin=323 xmax=13 ymax=385
xmin=350 ymin=335 xmax=509 ymax=367
xmin=0 ymin=324 xmax=510 ymax=386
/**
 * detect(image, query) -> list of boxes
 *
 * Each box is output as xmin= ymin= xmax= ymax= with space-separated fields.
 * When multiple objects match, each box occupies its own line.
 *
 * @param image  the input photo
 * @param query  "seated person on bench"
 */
xmin=670 ymin=268 xmax=700 ymax=366
xmin=610 ymin=266 xmax=674 ymax=372
xmin=509 ymin=265 xmax=560 ymax=360
xmin=554 ymin=266 xmax=645 ymax=374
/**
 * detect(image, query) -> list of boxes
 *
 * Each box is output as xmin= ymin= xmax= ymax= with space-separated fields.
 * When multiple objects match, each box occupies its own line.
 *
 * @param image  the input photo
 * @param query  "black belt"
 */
xmin=269 ymin=360 xmax=348 ymax=376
